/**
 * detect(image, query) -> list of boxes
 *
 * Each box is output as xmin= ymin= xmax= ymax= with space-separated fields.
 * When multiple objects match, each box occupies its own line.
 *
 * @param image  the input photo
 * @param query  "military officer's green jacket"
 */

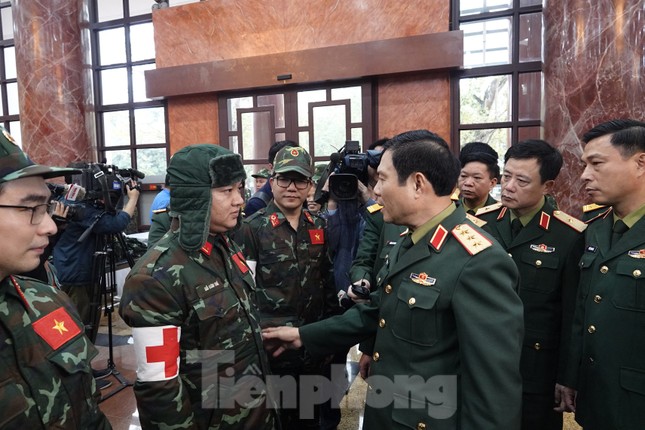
xmin=300 ymin=206 xmax=524 ymax=429
xmin=147 ymin=207 xmax=171 ymax=248
xmin=120 ymin=231 xmax=276 ymax=430
xmin=349 ymin=203 xmax=406 ymax=286
xmin=565 ymin=208 xmax=645 ymax=429
xmin=459 ymin=193 xmax=498 ymax=214
xmin=0 ymin=275 xmax=110 ymax=429
xmin=475 ymin=199 xmax=585 ymax=394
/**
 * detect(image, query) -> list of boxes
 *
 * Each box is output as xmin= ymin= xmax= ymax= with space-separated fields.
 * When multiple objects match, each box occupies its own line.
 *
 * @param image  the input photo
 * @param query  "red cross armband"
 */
xmin=132 ymin=325 xmax=181 ymax=381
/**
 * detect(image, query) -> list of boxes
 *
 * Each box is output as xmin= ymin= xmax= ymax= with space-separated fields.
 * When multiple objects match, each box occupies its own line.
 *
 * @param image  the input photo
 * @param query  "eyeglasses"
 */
xmin=0 ymin=202 xmax=53 ymax=225
xmin=274 ymin=176 xmax=311 ymax=190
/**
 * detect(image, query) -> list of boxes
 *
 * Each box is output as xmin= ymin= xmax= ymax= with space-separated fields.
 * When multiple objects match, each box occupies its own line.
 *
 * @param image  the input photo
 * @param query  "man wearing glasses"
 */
xmin=0 ymin=127 xmax=110 ymax=428
xmin=236 ymin=146 xmax=338 ymax=429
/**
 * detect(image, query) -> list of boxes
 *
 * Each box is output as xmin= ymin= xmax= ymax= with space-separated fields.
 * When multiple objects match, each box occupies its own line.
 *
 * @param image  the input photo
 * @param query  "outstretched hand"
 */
xmin=261 ymin=327 xmax=302 ymax=357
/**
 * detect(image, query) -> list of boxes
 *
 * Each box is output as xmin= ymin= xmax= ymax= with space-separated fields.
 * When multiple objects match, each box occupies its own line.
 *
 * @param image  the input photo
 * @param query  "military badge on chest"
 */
xmin=410 ymin=272 xmax=436 ymax=286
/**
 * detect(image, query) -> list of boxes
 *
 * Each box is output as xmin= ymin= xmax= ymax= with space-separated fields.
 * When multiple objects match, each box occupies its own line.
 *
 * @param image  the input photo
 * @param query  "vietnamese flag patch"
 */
xmin=309 ymin=229 xmax=325 ymax=244
xmin=32 ymin=307 xmax=82 ymax=350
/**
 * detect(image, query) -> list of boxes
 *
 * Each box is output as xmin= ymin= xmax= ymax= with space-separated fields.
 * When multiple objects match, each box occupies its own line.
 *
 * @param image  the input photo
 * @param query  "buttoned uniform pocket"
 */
xmin=0 ymin=378 xmax=29 ymax=428
xmin=620 ymin=367 xmax=645 ymax=427
xmin=519 ymin=251 xmax=560 ymax=294
xmin=612 ymin=260 xmax=645 ymax=311
xmin=187 ymin=282 xmax=247 ymax=349
xmin=257 ymin=245 xmax=295 ymax=289
xmin=391 ymin=280 xmax=440 ymax=347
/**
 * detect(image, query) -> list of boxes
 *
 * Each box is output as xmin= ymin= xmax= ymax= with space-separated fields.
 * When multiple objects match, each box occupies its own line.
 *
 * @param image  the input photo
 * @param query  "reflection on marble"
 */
xmin=13 ymin=0 xmax=93 ymax=166
xmin=153 ymin=0 xmax=451 ymax=150
xmin=544 ymin=0 xmax=645 ymax=216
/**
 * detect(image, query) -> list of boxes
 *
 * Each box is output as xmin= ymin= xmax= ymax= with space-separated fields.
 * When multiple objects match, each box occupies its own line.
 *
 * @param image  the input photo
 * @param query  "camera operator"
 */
xmin=52 ymin=173 xmax=140 ymax=389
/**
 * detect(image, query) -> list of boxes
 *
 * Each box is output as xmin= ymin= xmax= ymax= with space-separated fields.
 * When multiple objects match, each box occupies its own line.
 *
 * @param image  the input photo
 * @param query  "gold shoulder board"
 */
xmin=367 ymin=203 xmax=383 ymax=214
xmin=582 ymin=203 xmax=607 ymax=213
xmin=475 ymin=202 xmax=503 ymax=216
xmin=553 ymin=210 xmax=587 ymax=233
xmin=465 ymin=213 xmax=487 ymax=227
xmin=451 ymin=224 xmax=492 ymax=255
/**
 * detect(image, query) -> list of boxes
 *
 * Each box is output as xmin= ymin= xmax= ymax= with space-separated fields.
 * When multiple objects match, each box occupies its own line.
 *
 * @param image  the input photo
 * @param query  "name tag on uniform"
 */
xmin=586 ymin=245 xmax=597 ymax=253
xmin=410 ymin=272 xmax=436 ymax=286
xmin=530 ymin=244 xmax=555 ymax=253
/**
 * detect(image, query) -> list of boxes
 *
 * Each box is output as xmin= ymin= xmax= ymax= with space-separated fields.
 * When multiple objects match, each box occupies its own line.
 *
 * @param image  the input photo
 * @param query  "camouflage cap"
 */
xmin=272 ymin=146 xmax=313 ymax=178
xmin=251 ymin=167 xmax=271 ymax=179
xmin=0 ymin=127 xmax=80 ymax=184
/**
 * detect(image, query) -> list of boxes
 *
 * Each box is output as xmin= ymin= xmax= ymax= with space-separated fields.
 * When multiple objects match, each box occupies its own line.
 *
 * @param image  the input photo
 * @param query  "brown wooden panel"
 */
xmin=146 ymin=31 xmax=463 ymax=98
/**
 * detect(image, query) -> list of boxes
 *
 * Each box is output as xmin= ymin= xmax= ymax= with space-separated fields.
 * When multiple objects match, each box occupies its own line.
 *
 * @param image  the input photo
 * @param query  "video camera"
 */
xmin=315 ymin=141 xmax=382 ymax=201
xmin=49 ymin=163 xmax=145 ymax=217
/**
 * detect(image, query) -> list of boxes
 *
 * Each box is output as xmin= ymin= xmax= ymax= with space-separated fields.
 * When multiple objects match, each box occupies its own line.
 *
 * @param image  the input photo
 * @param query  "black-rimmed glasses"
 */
xmin=0 ymin=202 xmax=53 ymax=225
xmin=274 ymin=176 xmax=311 ymax=190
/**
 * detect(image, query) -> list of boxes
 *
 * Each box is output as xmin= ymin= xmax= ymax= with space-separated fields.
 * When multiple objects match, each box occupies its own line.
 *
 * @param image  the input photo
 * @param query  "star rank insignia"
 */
xmin=269 ymin=213 xmax=280 ymax=228
xmin=410 ymin=272 xmax=436 ymax=286
xmin=451 ymin=224 xmax=492 ymax=255
xmin=530 ymin=243 xmax=555 ymax=253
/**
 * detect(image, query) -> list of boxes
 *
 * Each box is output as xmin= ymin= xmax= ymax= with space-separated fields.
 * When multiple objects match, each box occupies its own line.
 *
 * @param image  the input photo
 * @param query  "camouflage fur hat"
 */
xmin=167 ymin=144 xmax=246 ymax=251
xmin=272 ymin=146 xmax=313 ymax=178
xmin=0 ymin=126 xmax=80 ymax=184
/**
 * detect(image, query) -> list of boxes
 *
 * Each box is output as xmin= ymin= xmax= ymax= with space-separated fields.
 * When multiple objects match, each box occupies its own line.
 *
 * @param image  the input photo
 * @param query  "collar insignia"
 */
xmin=269 ymin=212 xmax=280 ymax=228
xmin=539 ymin=212 xmax=551 ymax=230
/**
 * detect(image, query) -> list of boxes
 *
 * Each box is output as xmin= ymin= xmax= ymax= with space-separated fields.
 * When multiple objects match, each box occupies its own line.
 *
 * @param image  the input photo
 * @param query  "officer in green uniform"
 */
xmin=0 ymin=127 xmax=110 ymax=429
xmin=561 ymin=119 xmax=645 ymax=430
xmin=236 ymin=146 xmax=336 ymax=429
xmin=147 ymin=206 xmax=170 ymax=248
xmin=120 ymin=144 xmax=277 ymax=429
xmin=475 ymin=139 xmax=585 ymax=430
xmin=263 ymin=129 xmax=524 ymax=430
xmin=458 ymin=141 xmax=500 ymax=213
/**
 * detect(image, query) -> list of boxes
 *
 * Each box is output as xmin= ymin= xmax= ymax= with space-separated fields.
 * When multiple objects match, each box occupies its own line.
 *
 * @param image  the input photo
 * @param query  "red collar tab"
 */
xmin=539 ymin=212 xmax=551 ymax=230
xmin=429 ymin=225 xmax=449 ymax=251
xmin=32 ymin=307 xmax=82 ymax=350
xmin=270 ymin=213 xmax=281 ymax=228
xmin=304 ymin=211 xmax=315 ymax=224
xmin=497 ymin=207 xmax=508 ymax=221
xmin=200 ymin=241 xmax=213 ymax=256
xmin=232 ymin=251 xmax=249 ymax=274
xmin=309 ymin=229 xmax=325 ymax=244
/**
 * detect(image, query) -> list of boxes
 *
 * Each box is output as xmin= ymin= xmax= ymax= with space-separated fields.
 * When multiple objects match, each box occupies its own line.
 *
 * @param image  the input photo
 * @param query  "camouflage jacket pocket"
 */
xmin=0 ymin=378 xmax=29 ymax=428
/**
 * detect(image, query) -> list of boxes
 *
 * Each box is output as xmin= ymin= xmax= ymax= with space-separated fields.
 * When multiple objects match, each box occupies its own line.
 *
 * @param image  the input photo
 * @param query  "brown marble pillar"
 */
xmin=13 ymin=0 xmax=94 ymax=167
xmin=544 ymin=0 xmax=645 ymax=215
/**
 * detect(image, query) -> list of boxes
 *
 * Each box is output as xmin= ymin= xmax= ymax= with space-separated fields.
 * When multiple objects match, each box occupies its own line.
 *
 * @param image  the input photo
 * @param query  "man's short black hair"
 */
xmin=504 ymin=139 xmax=563 ymax=183
xmin=268 ymin=140 xmax=299 ymax=165
xmin=385 ymin=130 xmax=459 ymax=197
xmin=582 ymin=119 xmax=645 ymax=157
xmin=459 ymin=141 xmax=500 ymax=180
xmin=369 ymin=138 xmax=390 ymax=151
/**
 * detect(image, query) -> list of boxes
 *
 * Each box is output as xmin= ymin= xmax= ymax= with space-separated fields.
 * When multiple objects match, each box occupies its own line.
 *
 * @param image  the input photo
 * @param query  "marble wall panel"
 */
xmin=544 ymin=0 xmax=645 ymax=215
xmin=155 ymin=0 xmax=451 ymax=151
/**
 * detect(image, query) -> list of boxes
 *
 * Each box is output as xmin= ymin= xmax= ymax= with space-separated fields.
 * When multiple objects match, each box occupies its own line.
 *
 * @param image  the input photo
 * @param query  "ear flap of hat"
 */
xmin=170 ymin=185 xmax=212 ymax=252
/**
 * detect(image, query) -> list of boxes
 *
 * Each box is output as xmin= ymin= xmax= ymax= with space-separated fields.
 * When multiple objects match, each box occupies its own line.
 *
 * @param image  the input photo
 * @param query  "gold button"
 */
xmin=373 ymin=352 xmax=380 ymax=361
xmin=385 ymin=284 xmax=392 ymax=294
xmin=417 ymin=423 xmax=426 ymax=430
xmin=600 ymin=266 xmax=609 ymax=274
xmin=634 ymin=269 xmax=642 ymax=278
xmin=534 ymin=342 xmax=541 ymax=350
xmin=588 ymin=325 xmax=596 ymax=334
xmin=594 ymin=295 xmax=602 ymax=303
xmin=379 ymin=318 xmax=386 ymax=328
xmin=377 ymin=277 xmax=382 ymax=283
xmin=535 ymin=260 xmax=542 ymax=267
xmin=408 ymin=297 xmax=416 ymax=306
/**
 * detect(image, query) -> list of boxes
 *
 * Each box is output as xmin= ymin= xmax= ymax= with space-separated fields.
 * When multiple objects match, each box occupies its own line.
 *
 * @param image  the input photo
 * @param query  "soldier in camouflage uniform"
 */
xmin=235 ymin=146 xmax=337 ymax=429
xmin=0 ymin=127 xmax=110 ymax=428
xmin=119 ymin=144 xmax=277 ymax=430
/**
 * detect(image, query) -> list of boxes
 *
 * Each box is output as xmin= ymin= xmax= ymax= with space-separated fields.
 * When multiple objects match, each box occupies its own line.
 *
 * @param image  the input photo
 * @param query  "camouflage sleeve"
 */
xmin=119 ymin=272 xmax=195 ymax=429
xmin=234 ymin=221 xmax=259 ymax=261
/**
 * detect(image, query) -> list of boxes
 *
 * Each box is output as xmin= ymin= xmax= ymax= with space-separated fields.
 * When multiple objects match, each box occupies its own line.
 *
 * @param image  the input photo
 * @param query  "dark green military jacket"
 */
xmin=459 ymin=193 xmax=498 ymax=215
xmin=120 ymin=231 xmax=276 ymax=430
xmin=236 ymin=201 xmax=336 ymax=328
xmin=147 ymin=207 xmax=171 ymax=248
xmin=476 ymin=200 xmax=585 ymax=393
xmin=300 ymin=207 xmax=524 ymax=429
xmin=349 ymin=203 xmax=406 ymax=287
xmin=0 ymin=275 xmax=110 ymax=429
xmin=566 ymin=208 xmax=645 ymax=430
